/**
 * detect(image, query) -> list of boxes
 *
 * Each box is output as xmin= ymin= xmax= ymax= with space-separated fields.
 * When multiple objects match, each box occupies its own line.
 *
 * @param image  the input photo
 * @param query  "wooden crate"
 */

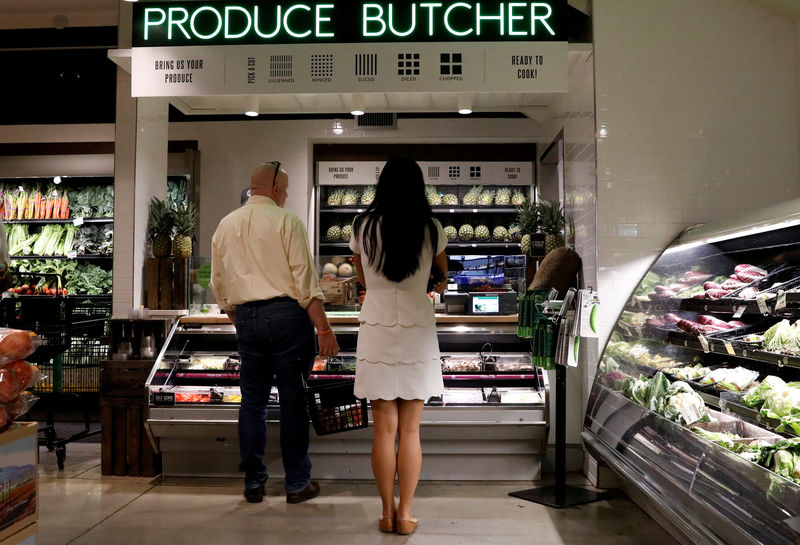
xmin=0 ymin=522 xmax=36 ymax=545
xmin=100 ymin=398 xmax=160 ymax=477
xmin=100 ymin=360 xmax=154 ymax=398
xmin=144 ymin=257 xmax=189 ymax=310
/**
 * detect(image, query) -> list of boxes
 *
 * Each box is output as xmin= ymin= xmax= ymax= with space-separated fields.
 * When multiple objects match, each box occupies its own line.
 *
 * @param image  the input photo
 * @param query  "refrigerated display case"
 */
xmin=145 ymin=315 xmax=549 ymax=480
xmin=584 ymin=200 xmax=800 ymax=545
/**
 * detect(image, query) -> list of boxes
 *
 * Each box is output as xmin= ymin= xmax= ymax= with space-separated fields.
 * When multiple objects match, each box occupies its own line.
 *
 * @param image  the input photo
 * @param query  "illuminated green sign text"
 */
xmin=133 ymin=1 xmax=565 ymax=46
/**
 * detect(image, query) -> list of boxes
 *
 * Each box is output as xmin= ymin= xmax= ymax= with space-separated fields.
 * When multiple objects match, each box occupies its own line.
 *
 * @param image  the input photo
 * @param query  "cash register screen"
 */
xmin=472 ymin=295 xmax=499 ymax=314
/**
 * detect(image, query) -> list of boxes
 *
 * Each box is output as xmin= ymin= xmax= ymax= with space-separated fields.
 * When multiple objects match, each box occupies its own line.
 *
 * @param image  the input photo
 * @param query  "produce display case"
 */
xmin=145 ymin=315 xmax=549 ymax=480
xmin=584 ymin=201 xmax=800 ymax=545
xmin=316 ymin=161 xmax=533 ymax=257
xmin=1 ymin=176 xmax=114 ymax=297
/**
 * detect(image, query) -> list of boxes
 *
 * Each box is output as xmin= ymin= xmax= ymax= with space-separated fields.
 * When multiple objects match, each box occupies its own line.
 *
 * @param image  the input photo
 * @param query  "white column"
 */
xmin=113 ymin=1 xmax=169 ymax=316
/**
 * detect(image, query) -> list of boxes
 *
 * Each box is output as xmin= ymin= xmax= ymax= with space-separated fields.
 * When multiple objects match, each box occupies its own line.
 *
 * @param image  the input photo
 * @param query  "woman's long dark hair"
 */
xmin=353 ymin=156 xmax=438 ymax=282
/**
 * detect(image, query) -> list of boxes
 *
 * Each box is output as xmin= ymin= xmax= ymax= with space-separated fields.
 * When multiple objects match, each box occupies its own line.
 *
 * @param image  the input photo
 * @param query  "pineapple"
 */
xmin=492 ymin=226 xmax=509 ymax=241
xmin=515 ymin=202 xmax=538 ymax=256
xmin=538 ymin=199 xmax=566 ymax=253
xmin=520 ymin=234 xmax=532 ymax=256
xmin=425 ymin=186 xmax=442 ymax=206
xmin=475 ymin=224 xmax=490 ymax=242
xmin=442 ymin=193 xmax=459 ymax=206
xmin=462 ymin=186 xmax=482 ymax=206
xmin=326 ymin=225 xmax=342 ymax=242
xmin=495 ymin=187 xmax=512 ymax=206
xmin=511 ymin=190 xmax=527 ymax=206
xmin=172 ymin=202 xmax=197 ymax=258
xmin=341 ymin=189 xmax=359 ymax=206
xmin=458 ymin=224 xmax=474 ymax=241
xmin=444 ymin=225 xmax=458 ymax=241
xmin=361 ymin=186 xmax=375 ymax=205
xmin=147 ymin=197 xmax=174 ymax=258
xmin=478 ymin=189 xmax=495 ymax=206
xmin=327 ymin=189 xmax=344 ymax=207
xmin=508 ymin=224 xmax=522 ymax=242
xmin=341 ymin=224 xmax=353 ymax=240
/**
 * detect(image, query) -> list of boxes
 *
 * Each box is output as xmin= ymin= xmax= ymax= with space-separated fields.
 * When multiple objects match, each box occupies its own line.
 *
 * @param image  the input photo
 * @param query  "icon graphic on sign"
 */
xmin=270 ymin=55 xmax=293 ymax=78
xmin=449 ymin=166 xmax=461 ymax=178
xmin=469 ymin=166 xmax=481 ymax=178
xmin=311 ymin=54 xmax=334 ymax=78
xmin=397 ymin=53 xmax=420 ymax=76
xmin=355 ymin=54 xmax=378 ymax=77
xmin=440 ymin=53 xmax=462 ymax=75
xmin=428 ymin=166 xmax=440 ymax=179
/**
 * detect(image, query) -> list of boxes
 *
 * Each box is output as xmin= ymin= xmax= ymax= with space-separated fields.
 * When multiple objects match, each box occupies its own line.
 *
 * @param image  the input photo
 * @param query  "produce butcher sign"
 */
xmin=130 ymin=1 xmax=567 ymax=97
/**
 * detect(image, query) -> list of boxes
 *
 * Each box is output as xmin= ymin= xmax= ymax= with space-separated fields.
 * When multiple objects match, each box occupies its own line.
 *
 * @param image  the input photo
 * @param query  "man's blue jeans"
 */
xmin=234 ymin=298 xmax=314 ymax=493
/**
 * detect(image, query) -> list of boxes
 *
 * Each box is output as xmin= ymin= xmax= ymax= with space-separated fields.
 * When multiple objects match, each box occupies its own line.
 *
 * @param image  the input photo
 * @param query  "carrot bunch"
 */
xmin=0 ymin=189 xmax=69 ymax=220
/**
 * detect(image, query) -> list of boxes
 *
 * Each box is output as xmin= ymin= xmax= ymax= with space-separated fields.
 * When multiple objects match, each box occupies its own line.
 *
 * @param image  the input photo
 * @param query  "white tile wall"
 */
xmin=594 ymin=0 xmax=800 ymax=348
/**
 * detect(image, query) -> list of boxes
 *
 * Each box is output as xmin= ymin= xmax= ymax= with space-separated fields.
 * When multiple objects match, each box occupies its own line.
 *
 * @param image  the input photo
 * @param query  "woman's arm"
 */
xmin=353 ymin=253 xmax=366 ymax=288
xmin=433 ymin=251 xmax=448 ymax=294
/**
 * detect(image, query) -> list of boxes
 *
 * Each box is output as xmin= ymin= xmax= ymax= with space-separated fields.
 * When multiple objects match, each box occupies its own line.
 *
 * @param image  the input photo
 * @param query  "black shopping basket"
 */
xmin=304 ymin=378 xmax=368 ymax=436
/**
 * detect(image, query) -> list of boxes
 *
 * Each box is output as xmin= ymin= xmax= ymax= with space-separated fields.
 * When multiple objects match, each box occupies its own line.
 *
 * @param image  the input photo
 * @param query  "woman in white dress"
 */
xmin=349 ymin=157 xmax=447 ymax=536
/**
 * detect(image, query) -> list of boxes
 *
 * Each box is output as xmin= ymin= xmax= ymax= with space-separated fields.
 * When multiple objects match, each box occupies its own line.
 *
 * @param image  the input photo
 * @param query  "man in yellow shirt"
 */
xmin=211 ymin=161 xmax=338 ymax=504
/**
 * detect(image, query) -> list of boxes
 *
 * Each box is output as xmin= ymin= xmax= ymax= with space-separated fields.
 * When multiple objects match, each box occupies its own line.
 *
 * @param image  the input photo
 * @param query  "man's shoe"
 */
xmin=286 ymin=481 xmax=320 ymax=504
xmin=244 ymin=486 xmax=265 ymax=503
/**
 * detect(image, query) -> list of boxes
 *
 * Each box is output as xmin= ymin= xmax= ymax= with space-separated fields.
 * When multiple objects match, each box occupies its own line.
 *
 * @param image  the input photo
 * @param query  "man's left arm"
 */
xmin=210 ymin=232 xmax=235 ymax=321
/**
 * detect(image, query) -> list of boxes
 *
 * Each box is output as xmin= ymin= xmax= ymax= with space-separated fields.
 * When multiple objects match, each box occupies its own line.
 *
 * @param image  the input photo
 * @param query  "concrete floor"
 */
xmin=36 ymin=442 xmax=678 ymax=545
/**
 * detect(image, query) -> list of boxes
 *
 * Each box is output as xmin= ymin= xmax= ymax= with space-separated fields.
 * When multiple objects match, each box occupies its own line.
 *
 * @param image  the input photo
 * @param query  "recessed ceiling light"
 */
xmin=458 ymin=95 xmax=472 ymax=115
xmin=350 ymin=94 xmax=365 ymax=117
xmin=244 ymin=96 xmax=259 ymax=117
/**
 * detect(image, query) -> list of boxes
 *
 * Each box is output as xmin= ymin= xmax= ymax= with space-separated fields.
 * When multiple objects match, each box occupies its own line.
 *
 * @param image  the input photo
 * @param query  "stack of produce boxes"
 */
xmin=0 ymin=328 xmax=44 ymax=544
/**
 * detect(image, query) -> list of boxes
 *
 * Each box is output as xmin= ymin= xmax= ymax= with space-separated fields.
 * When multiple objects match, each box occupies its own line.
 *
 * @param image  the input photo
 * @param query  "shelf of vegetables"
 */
xmin=2 ymin=179 xmax=114 ymax=297
xmin=586 ymin=210 xmax=800 ymax=545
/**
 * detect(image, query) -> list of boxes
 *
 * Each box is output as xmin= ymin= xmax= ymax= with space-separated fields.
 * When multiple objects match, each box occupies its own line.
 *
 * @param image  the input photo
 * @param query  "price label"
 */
xmin=152 ymin=391 xmax=175 ymax=406
xmin=776 ymin=291 xmax=787 ymax=311
xmin=680 ymin=402 xmax=703 ymax=426
xmin=449 ymin=208 xmax=455 ymax=213
xmin=698 ymin=335 xmax=710 ymax=353
xmin=733 ymin=306 xmax=746 ymax=319
xmin=756 ymin=296 xmax=769 ymax=315
xmin=723 ymin=340 xmax=735 ymax=355
xmin=472 ymin=208 xmax=478 ymax=213
xmin=66 ymin=251 xmax=78 ymax=259
xmin=72 ymin=217 xmax=84 ymax=226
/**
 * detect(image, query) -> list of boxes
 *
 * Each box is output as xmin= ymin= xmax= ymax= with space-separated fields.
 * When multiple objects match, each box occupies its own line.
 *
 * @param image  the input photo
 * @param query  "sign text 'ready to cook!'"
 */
xmin=133 ymin=1 xmax=566 ymax=46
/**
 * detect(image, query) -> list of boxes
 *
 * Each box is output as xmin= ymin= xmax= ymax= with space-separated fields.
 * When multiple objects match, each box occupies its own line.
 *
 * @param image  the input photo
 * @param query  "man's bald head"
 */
xmin=250 ymin=162 xmax=288 ymax=207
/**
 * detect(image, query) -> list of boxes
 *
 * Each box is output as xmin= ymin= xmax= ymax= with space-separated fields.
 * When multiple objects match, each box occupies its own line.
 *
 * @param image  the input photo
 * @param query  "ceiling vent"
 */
xmin=355 ymin=113 xmax=397 ymax=129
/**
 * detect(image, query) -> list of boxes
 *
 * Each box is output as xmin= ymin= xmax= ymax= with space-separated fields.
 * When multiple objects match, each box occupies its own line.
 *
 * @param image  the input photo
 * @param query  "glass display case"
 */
xmin=584 ymin=201 xmax=800 ymax=545
xmin=145 ymin=316 xmax=548 ymax=480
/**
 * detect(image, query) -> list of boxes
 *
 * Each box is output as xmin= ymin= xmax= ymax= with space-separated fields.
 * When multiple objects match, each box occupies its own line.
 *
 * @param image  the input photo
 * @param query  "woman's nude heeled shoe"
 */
xmin=396 ymin=518 xmax=418 ymax=535
xmin=378 ymin=515 xmax=396 ymax=533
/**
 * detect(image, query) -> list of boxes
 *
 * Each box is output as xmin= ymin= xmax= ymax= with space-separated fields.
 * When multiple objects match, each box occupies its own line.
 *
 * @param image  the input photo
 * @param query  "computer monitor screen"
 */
xmin=472 ymin=295 xmax=499 ymax=314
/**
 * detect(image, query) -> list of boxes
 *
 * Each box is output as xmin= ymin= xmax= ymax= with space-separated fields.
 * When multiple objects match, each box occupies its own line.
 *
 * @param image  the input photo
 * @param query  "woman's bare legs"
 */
xmin=396 ymin=399 xmax=424 ymax=521
xmin=370 ymin=399 xmax=399 ymax=519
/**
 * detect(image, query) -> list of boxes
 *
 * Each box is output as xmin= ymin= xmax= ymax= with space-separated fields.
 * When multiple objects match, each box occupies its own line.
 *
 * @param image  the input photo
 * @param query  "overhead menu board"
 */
xmin=317 ymin=161 xmax=533 ymax=186
xmin=130 ymin=1 xmax=568 ymax=97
